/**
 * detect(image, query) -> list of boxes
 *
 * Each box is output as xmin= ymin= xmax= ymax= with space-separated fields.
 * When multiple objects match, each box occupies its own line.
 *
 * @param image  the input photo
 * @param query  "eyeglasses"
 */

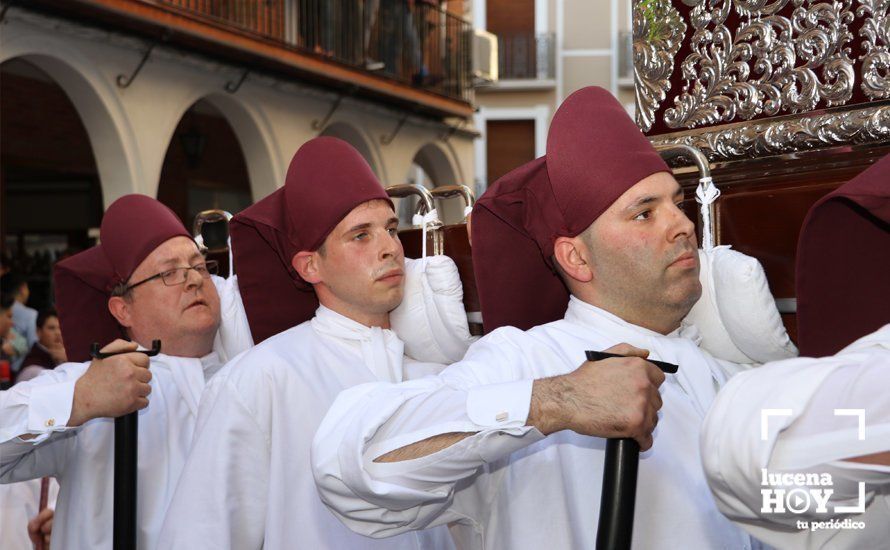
xmin=124 ymin=260 xmax=218 ymax=293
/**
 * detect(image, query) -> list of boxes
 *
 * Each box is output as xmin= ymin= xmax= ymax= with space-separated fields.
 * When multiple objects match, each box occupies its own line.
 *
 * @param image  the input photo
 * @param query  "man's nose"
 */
xmin=184 ymin=267 xmax=204 ymax=289
xmin=379 ymin=231 xmax=401 ymax=260
xmin=668 ymin=203 xmax=696 ymax=242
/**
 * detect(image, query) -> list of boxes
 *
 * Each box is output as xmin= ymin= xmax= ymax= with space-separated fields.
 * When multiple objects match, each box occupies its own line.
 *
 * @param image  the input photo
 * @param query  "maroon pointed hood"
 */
xmin=230 ymin=137 xmax=392 ymax=343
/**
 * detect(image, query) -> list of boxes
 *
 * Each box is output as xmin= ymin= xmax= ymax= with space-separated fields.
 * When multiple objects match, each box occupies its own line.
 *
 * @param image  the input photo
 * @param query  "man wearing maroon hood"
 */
xmin=158 ymin=136 xmax=660 ymax=550
xmin=311 ymin=87 xmax=754 ymax=549
xmin=0 ymin=195 xmax=224 ymax=549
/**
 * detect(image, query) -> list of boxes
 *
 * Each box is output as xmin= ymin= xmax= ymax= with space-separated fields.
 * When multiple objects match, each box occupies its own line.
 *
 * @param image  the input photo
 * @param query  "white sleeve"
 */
xmin=0 ymin=431 xmax=75 ymax=484
xmin=0 ymin=362 xmax=88 ymax=447
xmin=770 ymin=353 xmax=890 ymax=470
xmin=158 ymin=374 xmax=270 ymax=550
xmin=312 ymin=330 xmax=545 ymax=538
xmin=702 ymin=343 xmax=890 ymax=535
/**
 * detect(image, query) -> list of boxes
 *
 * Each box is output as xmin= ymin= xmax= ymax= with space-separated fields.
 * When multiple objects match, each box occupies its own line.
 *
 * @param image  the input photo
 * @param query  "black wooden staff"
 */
xmin=91 ymin=339 xmax=161 ymax=550
xmin=586 ymin=350 xmax=678 ymax=550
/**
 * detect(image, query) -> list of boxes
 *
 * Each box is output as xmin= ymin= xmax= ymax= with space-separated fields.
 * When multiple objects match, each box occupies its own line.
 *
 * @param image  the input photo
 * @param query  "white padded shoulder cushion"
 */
xmin=391 ymin=256 xmax=476 ymax=364
xmin=683 ymin=246 xmax=798 ymax=364
xmin=211 ymin=274 xmax=255 ymax=363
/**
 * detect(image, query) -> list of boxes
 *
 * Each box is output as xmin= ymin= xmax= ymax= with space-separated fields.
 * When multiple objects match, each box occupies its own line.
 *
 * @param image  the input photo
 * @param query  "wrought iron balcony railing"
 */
xmin=497 ymin=32 xmax=554 ymax=81
xmin=155 ymin=0 xmax=473 ymax=102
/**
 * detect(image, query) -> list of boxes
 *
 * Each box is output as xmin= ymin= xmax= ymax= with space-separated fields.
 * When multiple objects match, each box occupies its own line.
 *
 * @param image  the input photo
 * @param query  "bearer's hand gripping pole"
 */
xmin=91 ymin=339 xmax=161 ymax=550
xmin=585 ymin=350 xmax=677 ymax=550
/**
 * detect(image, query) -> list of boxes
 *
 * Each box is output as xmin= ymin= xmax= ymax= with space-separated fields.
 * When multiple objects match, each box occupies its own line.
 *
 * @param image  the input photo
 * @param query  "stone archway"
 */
xmin=199 ymin=92 xmax=282 ymax=202
xmin=0 ymin=57 xmax=108 ymax=310
xmin=411 ymin=142 xmax=465 ymax=224
xmin=0 ymin=46 xmax=139 ymax=206
xmin=156 ymin=99 xmax=254 ymax=227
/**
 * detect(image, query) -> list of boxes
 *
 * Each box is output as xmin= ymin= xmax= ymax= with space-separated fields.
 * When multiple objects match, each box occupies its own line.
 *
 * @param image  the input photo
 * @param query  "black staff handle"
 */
xmin=597 ymin=438 xmax=639 ymax=550
xmin=91 ymin=339 xmax=162 ymax=550
xmin=113 ymin=411 xmax=138 ymax=550
xmin=585 ymin=350 xmax=677 ymax=550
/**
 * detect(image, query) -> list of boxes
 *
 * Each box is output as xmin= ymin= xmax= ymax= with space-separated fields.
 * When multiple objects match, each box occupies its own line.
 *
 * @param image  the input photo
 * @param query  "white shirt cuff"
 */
xmin=466 ymin=379 xmax=533 ymax=428
xmin=363 ymin=379 xmax=538 ymax=475
xmin=26 ymin=379 xmax=77 ymax=441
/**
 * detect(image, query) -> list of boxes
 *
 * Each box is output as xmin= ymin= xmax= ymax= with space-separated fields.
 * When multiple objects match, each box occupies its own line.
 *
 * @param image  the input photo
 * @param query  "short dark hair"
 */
xmin=37 ymin=308 xmax=58 ymax=329
xmin=0 ymin=292 xmax=13 ymax=310
xmin=110 ymin=282 xmax=131 ymax=299
xmin=0 ymin=271 xmax=26 ymax=295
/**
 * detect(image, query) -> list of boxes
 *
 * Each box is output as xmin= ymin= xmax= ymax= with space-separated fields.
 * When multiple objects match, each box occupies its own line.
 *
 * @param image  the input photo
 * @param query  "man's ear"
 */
xmin=292 ymin=251 xmax=322 ymax=284
xmin=108 ymin=297 xmax=133 ymax=329
xmin=553 ymin=236 xmax=593 ymax=284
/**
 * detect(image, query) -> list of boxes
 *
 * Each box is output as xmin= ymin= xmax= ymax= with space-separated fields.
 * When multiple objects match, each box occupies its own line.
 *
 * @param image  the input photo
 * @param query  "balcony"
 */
xmin=30 ymin=0 xmax=474 ymax=118
xmin=483 ymin=31 xmax=554 ymax=90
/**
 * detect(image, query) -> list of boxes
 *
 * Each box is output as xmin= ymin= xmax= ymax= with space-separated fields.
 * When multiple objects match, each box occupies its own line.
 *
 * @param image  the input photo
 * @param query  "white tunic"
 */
xmin=702 ymin=325 xmax=890 ymax=548
xmin=312 ymin=297 xmax=754 ymax=549
xmin=157 ymin=306 xmax=455 ymax=550
xmin=0 ymin=352 xmax=222 ymax=550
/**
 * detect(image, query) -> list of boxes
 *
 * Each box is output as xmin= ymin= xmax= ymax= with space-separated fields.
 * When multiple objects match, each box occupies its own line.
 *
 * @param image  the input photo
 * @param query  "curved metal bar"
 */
xmin=117 ymin=42 xmax=157 ymax=88
xmin=429 ymin=185 xmax=475 ymax=207
xmin=381 ymin=114 xmax=409 ymax=145
xmin=192 ymin=209 xmax=233 ymax=237
xmin=311 ymin=95 xmax=344 ymax=131
xmin=385 ymin=184 xmax=436 ymax=215
xmin=224 ymin=69 xmax=249 ymax=94
xmin=655 ymin=143 xmax=717 ymax=246
xmin=429 ymin=185 xmax=475 ymax=222
xmin=116 ymin=31 xmax=169 ymax=89
xmin=193 ymin=209 xmax=233 ymax=254
xmin=654 ymin=143 xmax=711 ymax=179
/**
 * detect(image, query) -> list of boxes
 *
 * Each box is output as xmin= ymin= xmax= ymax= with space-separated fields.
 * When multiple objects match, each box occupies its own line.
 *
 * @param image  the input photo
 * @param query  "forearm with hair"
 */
xmin=527 ymin=376 xmax=570 ymax=436
xmin=846 ymin=451 xmax=890 ymax=466
xmin=374 ymin=432 xmax=474 ymax=463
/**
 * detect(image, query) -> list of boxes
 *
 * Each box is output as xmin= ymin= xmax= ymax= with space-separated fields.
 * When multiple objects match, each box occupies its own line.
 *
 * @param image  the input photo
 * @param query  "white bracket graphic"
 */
xmin=761 ymin=409 xmax=793 ymax=441
xmin=834 ymin=482 xmax=867 ymax=514
xmin=833 ymin=409 xmax=866 ymax=441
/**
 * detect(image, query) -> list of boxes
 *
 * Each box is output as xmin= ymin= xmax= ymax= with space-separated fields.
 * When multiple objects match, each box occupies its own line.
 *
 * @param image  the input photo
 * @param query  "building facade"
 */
xmin=1 ymin=0 xmax=479 ymax=308
xmin=472 ymin=0 xmax=634 ymax=191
